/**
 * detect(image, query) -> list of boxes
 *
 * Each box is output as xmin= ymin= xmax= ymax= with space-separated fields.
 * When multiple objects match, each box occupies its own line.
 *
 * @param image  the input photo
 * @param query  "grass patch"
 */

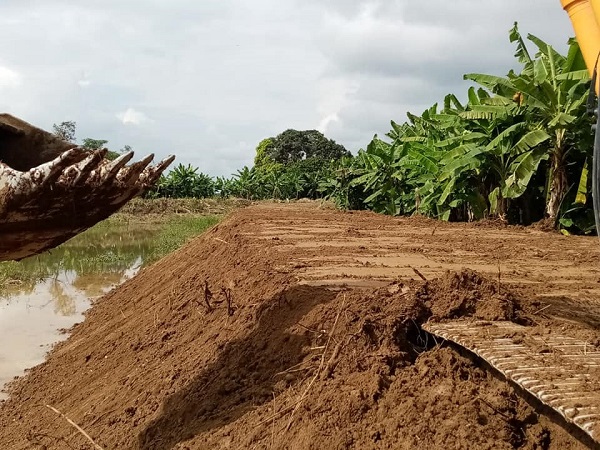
xmin=0 ymin=213 xmax=222 ymax=292
xmin=119 ymin=197 xmax=249 ymax=216
xmin=147 ymin=214 xmax=220 ymax=263
xmin=0 ymin=261 xmax=42 ymax=291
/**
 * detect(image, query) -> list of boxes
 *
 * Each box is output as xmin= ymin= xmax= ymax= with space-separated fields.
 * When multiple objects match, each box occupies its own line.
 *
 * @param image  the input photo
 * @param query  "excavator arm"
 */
xmin=0 ymin=114 xmax=174 ymax=261
xmin=561 ymin=0 xmax=600 ymax=234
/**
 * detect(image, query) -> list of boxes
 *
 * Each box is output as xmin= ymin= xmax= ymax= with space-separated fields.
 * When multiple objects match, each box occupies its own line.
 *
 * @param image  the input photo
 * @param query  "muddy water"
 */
xmin=0 ymin=222 xmax=157 ymax=398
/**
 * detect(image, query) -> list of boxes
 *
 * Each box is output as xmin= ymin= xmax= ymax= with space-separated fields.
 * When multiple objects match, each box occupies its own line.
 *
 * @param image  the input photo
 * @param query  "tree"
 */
xmin=82 ymin=138 xmax=108 ymax=150
xmin=81 ymin=138 xmax=124 ymax=160
xmin=266 ymin=129 xmax=350 ymax=164
xmin=253 ymin=138 xmax=276 ymax=168
xmin=52 ymin=121 xmax=76 ymax=143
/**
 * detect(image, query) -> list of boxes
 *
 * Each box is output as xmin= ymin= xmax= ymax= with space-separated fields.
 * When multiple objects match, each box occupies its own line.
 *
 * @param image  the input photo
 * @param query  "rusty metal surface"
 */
xmin=423 ymin=320 xmax=600 ymax=443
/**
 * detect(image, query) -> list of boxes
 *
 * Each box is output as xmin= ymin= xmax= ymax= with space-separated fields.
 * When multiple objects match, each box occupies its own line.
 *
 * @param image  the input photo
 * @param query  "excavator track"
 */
xmin=422 ymin=320 xmax=600 ymax=446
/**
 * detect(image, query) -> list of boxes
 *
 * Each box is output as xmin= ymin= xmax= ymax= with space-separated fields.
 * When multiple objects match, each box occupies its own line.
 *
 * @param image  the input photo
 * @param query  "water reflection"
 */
xmin=0 ymin=222 xmax=158 ymax=399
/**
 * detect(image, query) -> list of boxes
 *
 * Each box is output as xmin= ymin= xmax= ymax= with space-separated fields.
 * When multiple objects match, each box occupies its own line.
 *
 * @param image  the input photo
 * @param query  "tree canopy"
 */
xmin=52 ymin=121 xmax=76 ymax=143
xmin=265 ymin=129 xmax=350 ymax=164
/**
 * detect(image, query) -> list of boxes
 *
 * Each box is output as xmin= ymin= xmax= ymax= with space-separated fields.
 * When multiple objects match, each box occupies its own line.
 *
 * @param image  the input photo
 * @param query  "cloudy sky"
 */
xmin=0 ymin=1 xmax=575 ymax=176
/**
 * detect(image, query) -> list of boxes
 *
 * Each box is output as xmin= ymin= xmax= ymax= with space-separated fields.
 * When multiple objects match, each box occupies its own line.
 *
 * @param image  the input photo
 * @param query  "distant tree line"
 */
xmin=52 ymin=121 xmax=129 ymax=160
xmin=58 ymin=24 xmax=599 ymax=234
xmin=146 ymin=129 xmax=348 ymax=200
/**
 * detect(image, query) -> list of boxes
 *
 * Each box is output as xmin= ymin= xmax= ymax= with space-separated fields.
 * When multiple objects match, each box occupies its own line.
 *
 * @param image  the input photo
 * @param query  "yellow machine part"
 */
xmin=561 ymin=0 xmax=600 ymax=91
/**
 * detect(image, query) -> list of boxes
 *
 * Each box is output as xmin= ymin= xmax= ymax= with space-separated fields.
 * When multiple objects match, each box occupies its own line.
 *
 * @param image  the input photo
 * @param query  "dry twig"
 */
xmin=533 ymin=304 xmax=551 ymax=315
xmin=204 ymin=280 xmax=213 ymax=311
xmin=320 ymin=337 xmax=349 ymax=381
xmin=271 ymin=392 xmax=276 ymax=449
xmin=46 ymin=405 xmax=104 ymax=450
xmin=285 ymin=295 xmax=346 ymax=431
xmin=221 ymin=287 xmax=234 ymax=316
xmin=477 ymin=397 xmax=512 ymax=423
xmin=410 ymin=266 xmax=427 ymax=281
xmin=497 ymin=261 xmax=501 ymax=295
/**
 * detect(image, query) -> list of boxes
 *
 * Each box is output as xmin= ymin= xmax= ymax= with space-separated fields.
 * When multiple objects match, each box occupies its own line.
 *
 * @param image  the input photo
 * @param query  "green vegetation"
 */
xmin=147 ymin=215 xmax=220 ymax=261
xmin=52 ymin=25 xmax=594 ymax=234
xmin=262 ymin=129 xmax=350 ymax=164
xmin=148 ymin=129 xmax=347 ymax=201
xmin=149 ymin=163 xmax=216 ymax=198
xmin=321 ymin=24 xmax=592 ymax=231
xmin=0 ymin=211 xmax=220 ymax=291
xmin=144 ymin=26 xmax=590 ymax=232
xmin=145 ymin=24 xmax=594 ymax=233
xmin=52 ymin=121 xmax=76 ymax=143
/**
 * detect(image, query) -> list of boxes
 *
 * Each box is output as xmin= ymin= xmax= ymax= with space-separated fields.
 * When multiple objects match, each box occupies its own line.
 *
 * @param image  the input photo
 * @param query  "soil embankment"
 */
xmin=1 ymin=202 xmax=599 ymax=449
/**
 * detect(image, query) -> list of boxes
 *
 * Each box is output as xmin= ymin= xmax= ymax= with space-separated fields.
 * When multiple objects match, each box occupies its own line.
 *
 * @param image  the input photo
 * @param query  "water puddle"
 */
xmin=0 ymin=221 xmax=158 ymax=399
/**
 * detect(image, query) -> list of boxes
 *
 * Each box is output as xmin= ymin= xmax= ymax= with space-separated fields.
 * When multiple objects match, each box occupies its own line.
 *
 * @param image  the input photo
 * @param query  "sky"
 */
xmin=0 ymin=1 xmax=575 ymax=177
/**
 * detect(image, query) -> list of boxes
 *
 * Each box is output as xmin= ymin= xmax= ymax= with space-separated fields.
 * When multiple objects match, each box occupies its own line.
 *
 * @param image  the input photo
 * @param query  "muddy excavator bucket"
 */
xmin=0 ymin=113 xmax=174 ymax=261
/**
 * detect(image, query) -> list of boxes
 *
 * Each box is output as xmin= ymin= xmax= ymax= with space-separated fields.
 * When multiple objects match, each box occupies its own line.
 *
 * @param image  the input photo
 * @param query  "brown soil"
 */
xmin=2 ymin=202 xmax=600 ymax=449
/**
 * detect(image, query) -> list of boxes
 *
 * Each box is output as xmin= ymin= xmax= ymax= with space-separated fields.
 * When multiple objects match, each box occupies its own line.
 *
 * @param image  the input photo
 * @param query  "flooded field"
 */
xmin=0 ymin=214 xmax=219 ymax=398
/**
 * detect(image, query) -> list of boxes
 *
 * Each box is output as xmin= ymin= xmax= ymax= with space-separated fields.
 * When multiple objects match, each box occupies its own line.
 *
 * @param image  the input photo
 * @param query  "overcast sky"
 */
xmin=0 ymin=1 xmax=575 ymax=177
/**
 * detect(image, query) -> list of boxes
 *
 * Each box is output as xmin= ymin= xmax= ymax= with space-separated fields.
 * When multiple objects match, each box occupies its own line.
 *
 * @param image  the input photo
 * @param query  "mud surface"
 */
xmin=1 ymin=202 xmax=600 ymax=449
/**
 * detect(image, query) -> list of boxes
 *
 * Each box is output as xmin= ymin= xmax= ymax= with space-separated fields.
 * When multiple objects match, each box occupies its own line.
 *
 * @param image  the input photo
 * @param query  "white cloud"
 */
xmin=316 ymin=78 xmax=359 ymax=135
xmin=0 ymin=0 xmax=577 ymax=176
xmin=116 ymin=107 xmax=152 ymax=125
xmin=77 ymin=72 xmax=91 ymax=87
xmin=0 ymin=66 xmax=21 ymax=89
xmin=318 ymin=113 xmax=340 ymax=134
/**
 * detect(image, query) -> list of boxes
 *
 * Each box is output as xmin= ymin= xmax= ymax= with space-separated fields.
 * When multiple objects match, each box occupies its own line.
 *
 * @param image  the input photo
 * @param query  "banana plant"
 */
xmin=231 ymin=166 xmax=256 ymax=199
xmin=350 ymin=137 xmax=409 ymax=215
xmin=484 ymin=125 xmax=550 ymax=217
xmin=464 ymin=23 xmax=590 ymax=220
xmin=320 ymin=156 xmax=364 ymax=210
xmin=155 ymin=163 xmax=215 ymax=198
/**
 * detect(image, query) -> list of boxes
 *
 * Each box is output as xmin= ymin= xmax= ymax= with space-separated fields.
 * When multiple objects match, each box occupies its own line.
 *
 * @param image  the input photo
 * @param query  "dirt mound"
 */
xmin=530 ymin=217 xmax=558 ymax=232
xmin=417 ymin=269 xmax=520 ymax=322
xmin=0 ymin=205 xmax=591 ymax=449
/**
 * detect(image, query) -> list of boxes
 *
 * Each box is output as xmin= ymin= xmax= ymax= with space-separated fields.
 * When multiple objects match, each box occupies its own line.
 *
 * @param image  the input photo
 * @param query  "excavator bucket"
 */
xmin=0 ymin=113 xmax=174 ymax=261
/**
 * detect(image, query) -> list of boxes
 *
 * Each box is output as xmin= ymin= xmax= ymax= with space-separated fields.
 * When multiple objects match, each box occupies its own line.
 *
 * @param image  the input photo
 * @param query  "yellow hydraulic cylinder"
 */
xmin=590 ymin=0 xmax=600 ymax=36
xmin=561 ymin=0 xmax=600 ymax=90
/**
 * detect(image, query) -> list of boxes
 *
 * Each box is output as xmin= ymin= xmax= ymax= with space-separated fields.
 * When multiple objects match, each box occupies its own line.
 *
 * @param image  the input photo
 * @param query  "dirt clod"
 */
xmin=418 ymin=269 xmax=519 ymax=321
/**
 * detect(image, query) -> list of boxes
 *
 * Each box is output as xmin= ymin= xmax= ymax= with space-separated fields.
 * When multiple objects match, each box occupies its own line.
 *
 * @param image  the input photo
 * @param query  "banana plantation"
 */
xmin=152 ymin=25 xmax=595 ymax=233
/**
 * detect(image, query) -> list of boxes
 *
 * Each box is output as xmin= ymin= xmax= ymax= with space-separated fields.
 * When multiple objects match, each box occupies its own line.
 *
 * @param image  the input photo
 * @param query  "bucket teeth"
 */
xmin=141 ymin=155 xmax=175 ymax=186
xmin=0 ymin=148 xmax=85 ymax=192
xmin=117 ymin=154 xmax=154 ymax=185
xmin=0 ymin=146 xmax=174 ymax=261
xmin=32 ymin=148 xmax=86 ymax=185
xmin=57 ymin=150 xmax=105 ymax=187
xmin=101 ymin=151 xmax=135 ymax=180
